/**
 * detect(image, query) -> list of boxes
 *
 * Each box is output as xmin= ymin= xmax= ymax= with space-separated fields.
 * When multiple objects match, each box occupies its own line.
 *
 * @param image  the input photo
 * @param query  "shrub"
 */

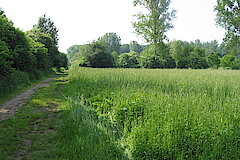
xmin=117 ymin=51 xmax=140 ymax=68
xmin=80 ymin=42 xmax=114 ymax=68
xmin=220 ymin=54 xmax=235 ymax=68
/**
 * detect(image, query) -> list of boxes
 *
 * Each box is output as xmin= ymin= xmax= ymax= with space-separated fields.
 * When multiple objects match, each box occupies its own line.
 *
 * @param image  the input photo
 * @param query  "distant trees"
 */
xmin=97 ymin=33 xmax=121 ymax=54
xmin=120 ymin=44 xmax=130 ymax=54
xmin=68 ymin=36 xmax=232 ymax=69
xmin=63 ymin=0 xmax=239 ymax=70
xmin=188 ymin=47 xmax=209 ymax=69
xmin=139 ymin=43 xmax=175 ymax=68
xmin=67 ymin=45 xmax=80 ymax=62
xmin=207 ymin=52 xmax=220 ymax=68
xmin=76 ymin=42 xmax=114 ymax=68
xmin=117 ymin=51 xmax=140 ymax=68
xmin=67 ymin=32 xmax=237 ymax=69
xmin=170 ymin=40 xmax=192 ymax=68
xmin=130 ymin=41 xmax=143 ymax=53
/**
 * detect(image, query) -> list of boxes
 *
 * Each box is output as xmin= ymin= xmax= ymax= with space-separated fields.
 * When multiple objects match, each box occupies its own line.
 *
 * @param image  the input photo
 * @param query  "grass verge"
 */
xmin=0 ymin=73 xmax=127 ymax=159
xmin=0 ymin=76 xmax=63 ymax=160
xmin=0 ymin=70 xmax=55 ymax=104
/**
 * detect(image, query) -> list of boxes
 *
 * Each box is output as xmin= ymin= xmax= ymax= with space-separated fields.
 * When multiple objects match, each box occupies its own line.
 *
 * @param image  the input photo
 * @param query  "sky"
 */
xmin=1 ymin=0 xmax=225 ymax=53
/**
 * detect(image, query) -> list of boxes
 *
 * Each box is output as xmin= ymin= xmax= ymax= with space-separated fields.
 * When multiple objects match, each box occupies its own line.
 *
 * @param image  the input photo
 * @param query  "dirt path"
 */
xmin=0 ymin=77 xmax=55 ymax=121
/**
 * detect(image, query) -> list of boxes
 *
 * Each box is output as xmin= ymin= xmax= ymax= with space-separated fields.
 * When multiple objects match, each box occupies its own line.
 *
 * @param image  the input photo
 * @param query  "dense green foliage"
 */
xmin=188 ymin=47 xmax=209 ymax=69
xmin=64 ymin=67 xmax=240 ymax=159
xmin=2 ymin=1 xmax=240 ymax=159
xmin=66 ymin=44 xmax=80 ymax=62
xmin=129 ymin=41 xmax=143 ymax=53
xmin=133 ymin=0 xmax=176 ymax=43
xmin=64 ymin=0 xmax=238 ymax=69
xmin=215 ymin=0 xmax=240 ymax=55
xmin=117 ymin=51 xmax=140 ymax=68
xmin=97 ymin=32 xmax=121 ymax=54
xmin=34 ymin=14 xmax=59 ymax=45
xmin=133 ymin=0 xmax=176 ymax=55
xmin=68 ymin=37 xmax=236 ymax=69
xmin=0 ymin=10 xmax=67 ymax=94
xmin=77 ymin=41 xmax=114 ymax=68
xmin=120 ymin=44 xmax=130 ymax=54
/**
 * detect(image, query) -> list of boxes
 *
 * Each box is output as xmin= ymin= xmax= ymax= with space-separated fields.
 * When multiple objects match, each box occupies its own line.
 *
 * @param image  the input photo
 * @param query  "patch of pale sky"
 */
xmin=1 ymin=0 xmax=225 ymax=53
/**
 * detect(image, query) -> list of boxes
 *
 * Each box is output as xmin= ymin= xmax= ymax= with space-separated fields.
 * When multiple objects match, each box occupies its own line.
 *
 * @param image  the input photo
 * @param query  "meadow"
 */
xmin=61 ymin=66 xmax=240 ymax=159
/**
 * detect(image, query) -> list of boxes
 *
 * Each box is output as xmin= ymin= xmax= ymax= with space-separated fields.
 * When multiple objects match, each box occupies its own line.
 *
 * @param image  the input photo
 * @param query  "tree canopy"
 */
xmin=0 ymin=10 xmax=67 ymax=79
xmin=35 ymin=14 xmax=59 ymax=46
xmin=133 ymin=0 xmax=176 ymax=46
xmin=215 ymin=0 xmax=240 ymax=55
xmin=130 ymin=41 xmax=143 ymax=53
xmin=78 ymin=41 xmax=114 ymax=68
xmin=97 ymin=32 xmax=121 ymax=54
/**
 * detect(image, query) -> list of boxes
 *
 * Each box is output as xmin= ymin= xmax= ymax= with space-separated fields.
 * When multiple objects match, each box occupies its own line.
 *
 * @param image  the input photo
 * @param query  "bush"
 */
xmin=117 ymin=51 xmax=140 ymax=68
xmin=189 ymin=47 xmax=209 ymax=69
xmin=207 ymin=52 xmax=220 ymax=68
xmin=220 ymin=54 xmax=235 ymax=68
xmin=231 ymin=58 xmax=240 ymax=70
xmin=0 ymin=41 xmax=13 ymax=76
xmin=0 ymin=70 xmax=30 ymax=93
xmin=139 ymin=44 xmax=175 ymax=68
xmin=139 ymin=54 xmax=165 ymax=68
xmin=80 ymin=42 xmax=114 ymax=68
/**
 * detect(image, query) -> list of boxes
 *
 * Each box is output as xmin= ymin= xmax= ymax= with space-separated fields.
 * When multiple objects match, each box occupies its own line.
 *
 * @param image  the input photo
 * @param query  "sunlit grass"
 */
xmin=64 ymin=67 xmax=240 ymax=159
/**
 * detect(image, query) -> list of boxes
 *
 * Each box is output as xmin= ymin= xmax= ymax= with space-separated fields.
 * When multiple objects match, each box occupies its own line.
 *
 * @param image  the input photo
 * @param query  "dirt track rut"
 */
xmin=0 ymin=77 xmax=54 ymax=121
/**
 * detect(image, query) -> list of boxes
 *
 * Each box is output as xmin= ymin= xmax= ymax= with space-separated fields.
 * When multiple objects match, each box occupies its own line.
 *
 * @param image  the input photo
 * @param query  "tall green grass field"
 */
xmin=62 ymin=66 xmax=240 ymax=159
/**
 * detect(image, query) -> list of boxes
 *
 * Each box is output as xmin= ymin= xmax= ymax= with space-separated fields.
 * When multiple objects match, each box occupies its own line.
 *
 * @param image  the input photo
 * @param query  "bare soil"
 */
xmin=0 ymin=77 xmax=55 ymax=121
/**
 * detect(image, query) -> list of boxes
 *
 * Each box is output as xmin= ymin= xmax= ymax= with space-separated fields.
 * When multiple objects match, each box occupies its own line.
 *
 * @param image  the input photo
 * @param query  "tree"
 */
xmin=130 ymin=41 xmax=143 ymax=53
xmin=120 ymin=44 xmax=130 ymax=54
xmin=215 ymin=0 xmax=240 ymax=55
xmin=202 ymin=40 xmax=219 ymax=56
xmin=188 ymin=47 xmax=208 ymax=69
xmin=35 ymin=14 xmax=59 ymax=45
xmin=67 ymin=45 xmax=81 ymax=62
xmin=0 ymin=14 xmax=37 ymax=73
xmin=110 ymin=51 xmax=119 ymax=67
xmin=97 ymin=33 xmax=121 ymax=54
xmin=170 ymin=40 xmax=193 ymax=68
xmin=55 ymin=52 xmax=68 ymax=69
xmin=117 ymin=51 xmax=140 ymax=68
xmin=11 ymin=29 xmax=37 ymax=73
xmin=79 ymin=41 xmax=114 ymax=68
xmin=0 ymin=41 xmax=13 ymax=76
xmin=220 ymin=54 xmax=235 ymax=68
xmin=207 ymin=52 xmax=220 ymax=68
xmin=27 ymin=28 xmax=58 ymax=67
xmin=139 ymin=43 xmax=175 ymax=68
xmin=133 ymin=0 xmax=176 ymax=55
xmin=28 ymin=38 xmax=51 ymax=71
xmin=0 ymin=8 xmax=5 ymax=16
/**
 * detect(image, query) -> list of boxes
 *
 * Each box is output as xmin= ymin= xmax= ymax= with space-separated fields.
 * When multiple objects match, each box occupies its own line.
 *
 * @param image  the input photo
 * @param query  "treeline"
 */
xmin=0 ymin=10 xmax=67 ymax=93
xmin=67 ymin=32 xmax=239 ymax=69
